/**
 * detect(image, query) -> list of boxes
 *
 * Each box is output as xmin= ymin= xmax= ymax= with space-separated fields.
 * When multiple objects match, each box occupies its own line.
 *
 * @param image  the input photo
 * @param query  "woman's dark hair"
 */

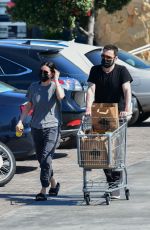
xmin=41 ymin=61 xmax=56 ymax=72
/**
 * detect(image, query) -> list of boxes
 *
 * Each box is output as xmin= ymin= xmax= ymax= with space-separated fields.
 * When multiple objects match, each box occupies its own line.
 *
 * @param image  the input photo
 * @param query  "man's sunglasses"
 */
xmin=101 ymin=54 xmax=115 ymax=60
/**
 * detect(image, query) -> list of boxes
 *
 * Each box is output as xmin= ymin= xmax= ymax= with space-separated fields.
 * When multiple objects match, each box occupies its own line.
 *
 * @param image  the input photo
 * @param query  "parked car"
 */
xmin=0 ymin=42 xmax=88 ymax=147
xmin=73 ymin=42 xmax=150 ymax=124
xmin=0 ymin=141 xmax=16 ymax=186
xmin=44 ymin=39 xmax=150 ymax=124
xmin=0 ymin=81 xmax=34 ymax=159
xmin=1 ymin=39 xmax=150 ymax=124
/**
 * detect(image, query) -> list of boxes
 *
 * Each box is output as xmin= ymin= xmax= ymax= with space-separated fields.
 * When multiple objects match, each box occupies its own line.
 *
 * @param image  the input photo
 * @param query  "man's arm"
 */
xmin=85 ymin=82 xmax=95 ymax=115
xmin=120 ymin=81 xmax=132 ymax=117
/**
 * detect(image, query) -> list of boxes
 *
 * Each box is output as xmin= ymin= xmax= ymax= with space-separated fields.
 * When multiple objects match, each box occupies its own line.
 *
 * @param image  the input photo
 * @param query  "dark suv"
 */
xmin=0 ymin=42 xmax=88 ymax=146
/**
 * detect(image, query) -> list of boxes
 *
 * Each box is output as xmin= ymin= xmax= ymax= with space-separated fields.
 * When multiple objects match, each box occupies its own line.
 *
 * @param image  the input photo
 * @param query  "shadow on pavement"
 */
xmin=15 ymin=166 xmax=38 ymax=174
xmin=15 ymin=152 xmax=68 ymax=174
xmin=20 ymin=152 xmax=68 ymax=161
xmin=0 ymin=193 xmax=111 ymax=206
xmin=129 ymin=120 xmax=150 ymax=127
xmin=53 ymin=153 xmax=68 ymax=159
xmin=0 ymin=194 xmax=84 ymax=206
xmin=0 ymin=193 xmax=35 ymax=205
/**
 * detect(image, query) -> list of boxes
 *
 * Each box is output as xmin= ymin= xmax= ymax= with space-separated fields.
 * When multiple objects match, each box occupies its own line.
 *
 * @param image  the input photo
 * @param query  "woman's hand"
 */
xmin=52 ymin=69 xmax=60 ymax=82
xmin=16 ymin=120 xmax=24 ymax=133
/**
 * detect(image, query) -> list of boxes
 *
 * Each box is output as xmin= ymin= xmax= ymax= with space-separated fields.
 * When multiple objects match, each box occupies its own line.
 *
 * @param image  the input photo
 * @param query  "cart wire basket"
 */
xmin=77 ymin=115 xmax=130 ymax=205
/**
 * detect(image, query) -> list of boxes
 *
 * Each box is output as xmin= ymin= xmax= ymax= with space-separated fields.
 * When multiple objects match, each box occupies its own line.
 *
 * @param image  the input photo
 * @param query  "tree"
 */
xmin=78 ymin=0 xmax=132 ymax=44
xmin=9 ymin=1 xmax=92 ymax=35
xmin=9 ymin=0 xmax=131 ymax=44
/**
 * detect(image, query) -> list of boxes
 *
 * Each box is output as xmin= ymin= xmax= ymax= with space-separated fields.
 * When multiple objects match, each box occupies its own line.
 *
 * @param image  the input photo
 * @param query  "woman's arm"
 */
xmin=16 ymin=101 xmax=32 ymax=132
xmin=53 ymin=69 xmax=65 ymax=100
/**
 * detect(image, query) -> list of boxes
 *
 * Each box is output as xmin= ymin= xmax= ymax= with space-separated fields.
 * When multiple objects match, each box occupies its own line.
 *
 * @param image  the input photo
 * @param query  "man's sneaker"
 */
xmin=111 ymin=195 xmax=120 ymax=199
xmin=49 ymin=182 xmax=60 ymax=196
xmin=111 ymin=190 xmax=120 ymax=199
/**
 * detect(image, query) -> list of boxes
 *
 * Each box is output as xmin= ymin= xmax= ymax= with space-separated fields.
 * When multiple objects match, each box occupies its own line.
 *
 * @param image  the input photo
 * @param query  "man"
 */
xmin=86 ymin=44 xmax=133 ymax=199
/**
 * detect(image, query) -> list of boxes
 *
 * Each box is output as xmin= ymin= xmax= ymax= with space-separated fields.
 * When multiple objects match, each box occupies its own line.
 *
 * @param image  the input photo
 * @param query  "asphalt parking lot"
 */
xmin=0 ymin=120 xmax=150 ymax=230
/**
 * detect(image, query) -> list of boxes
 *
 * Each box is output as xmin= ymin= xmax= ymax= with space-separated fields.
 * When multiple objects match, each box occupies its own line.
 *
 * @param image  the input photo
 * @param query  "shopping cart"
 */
xmin=77 ymin=115 xmax=130 ymax=205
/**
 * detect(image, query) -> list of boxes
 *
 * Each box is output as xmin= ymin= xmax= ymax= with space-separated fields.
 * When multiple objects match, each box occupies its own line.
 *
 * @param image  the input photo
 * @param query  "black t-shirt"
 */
xmin=88 ymin=64 xmax=133 ymax=111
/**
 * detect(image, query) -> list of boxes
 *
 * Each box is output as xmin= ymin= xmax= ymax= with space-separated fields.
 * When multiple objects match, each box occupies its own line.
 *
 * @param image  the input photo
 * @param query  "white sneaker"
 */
xmin=111 ymin=190 xmax=120 ymax=199
xmin=111 ymin=195 xmax=120 ymax=199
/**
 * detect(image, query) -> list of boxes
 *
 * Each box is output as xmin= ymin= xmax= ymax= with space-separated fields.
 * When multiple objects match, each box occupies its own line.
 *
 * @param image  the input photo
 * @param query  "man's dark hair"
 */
xmin=103 ymin=44 xmax=118 ymax=56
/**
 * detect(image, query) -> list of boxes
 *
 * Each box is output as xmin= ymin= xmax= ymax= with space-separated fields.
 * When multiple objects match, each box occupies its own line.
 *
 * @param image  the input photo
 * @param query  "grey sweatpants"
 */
xmin=31 ymin=126 xmax=60 ymax=187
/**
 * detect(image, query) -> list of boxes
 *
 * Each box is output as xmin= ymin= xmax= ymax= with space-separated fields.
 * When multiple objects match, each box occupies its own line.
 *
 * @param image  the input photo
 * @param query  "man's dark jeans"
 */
xmin=104 ymin=169 xmax=122 ymax=186
xmin=31 ymin=126 xmax=60 ymax=188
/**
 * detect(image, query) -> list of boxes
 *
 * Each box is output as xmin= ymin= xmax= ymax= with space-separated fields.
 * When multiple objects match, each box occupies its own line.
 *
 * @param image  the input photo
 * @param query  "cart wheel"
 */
xmin=84 ymin=192 xmax=86 ymax=199
xmin=125 ymin=189 xmax=130 ymax=200
xmin=84 ymin=192 xmax=90 ymax=199
xmin=105 ymin=194 xmax=111 ymax=205
xmin=84 ymin=193 xmax=90 ymax=205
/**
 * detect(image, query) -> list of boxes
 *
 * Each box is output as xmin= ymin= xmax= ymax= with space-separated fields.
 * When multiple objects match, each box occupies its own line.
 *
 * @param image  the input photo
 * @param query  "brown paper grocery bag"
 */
xmin=80 ymin=136 xmax=108 ymax=168
xmin=91 ymin=103 xmax=119 ymax=133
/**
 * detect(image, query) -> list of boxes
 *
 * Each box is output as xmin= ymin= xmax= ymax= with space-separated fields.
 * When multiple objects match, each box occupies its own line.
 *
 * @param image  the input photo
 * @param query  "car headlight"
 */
xmin=58 ymin=77 xmax=83 ymax=91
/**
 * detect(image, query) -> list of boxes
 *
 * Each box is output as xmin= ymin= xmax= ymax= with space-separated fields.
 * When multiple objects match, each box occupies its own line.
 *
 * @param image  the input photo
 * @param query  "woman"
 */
xmin=16 ymin=62 xmax=65 ymax=201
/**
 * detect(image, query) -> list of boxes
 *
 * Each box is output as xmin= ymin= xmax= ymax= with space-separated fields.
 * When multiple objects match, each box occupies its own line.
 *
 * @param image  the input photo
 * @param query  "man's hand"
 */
xmin=85 ymin=107 xmax=91 ymax=116
xmin=119 ymin=111 xmax=132 ymax=121
xmin=119 ymin=111 xmax=128 ymax=117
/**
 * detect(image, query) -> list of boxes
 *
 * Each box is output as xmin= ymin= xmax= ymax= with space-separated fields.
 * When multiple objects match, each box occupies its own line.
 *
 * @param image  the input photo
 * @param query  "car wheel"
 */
xmin=128 ymin=96 xmax=140 ymax=126
xmin=59 ymin=136 xmax=77 ymax=149
xmin=56 ymin=133 xmax=61 ymax=149
xmin=0 ymin=142 xmax=16 ymax=187
xmin=137 ymin=112 xmax=150 ymax=123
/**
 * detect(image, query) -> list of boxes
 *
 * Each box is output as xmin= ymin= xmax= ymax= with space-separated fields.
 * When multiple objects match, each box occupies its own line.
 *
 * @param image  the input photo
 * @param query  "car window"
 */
xmin=85 ymin=49 xmax=102 ymax=66
xmin=118 ymin=50 xmax=150 ymax=69
xmin=0 ymin=82 xmax=14 ymax=93
xmin=40 ymin=53 xmax=88 ymax=83
xmin=0 ymin=56 xmax=27 ymax=75
xmin=85 ymin=48 xmax=150 ymax=69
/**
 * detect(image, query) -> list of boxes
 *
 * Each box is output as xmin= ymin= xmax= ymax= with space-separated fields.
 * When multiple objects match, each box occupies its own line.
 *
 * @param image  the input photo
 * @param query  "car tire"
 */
xmin=59 ymin=135 xmax=77 ymax=149
xmin=128 ymin=96 xmax=140 ymax=126
xmin=56 ymin=133 xmax=61 ymax=149
xmin=137 ymin=112 xmax=150 ymax=123
xmin=0 ymin=142 xmax=16 ymax=187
